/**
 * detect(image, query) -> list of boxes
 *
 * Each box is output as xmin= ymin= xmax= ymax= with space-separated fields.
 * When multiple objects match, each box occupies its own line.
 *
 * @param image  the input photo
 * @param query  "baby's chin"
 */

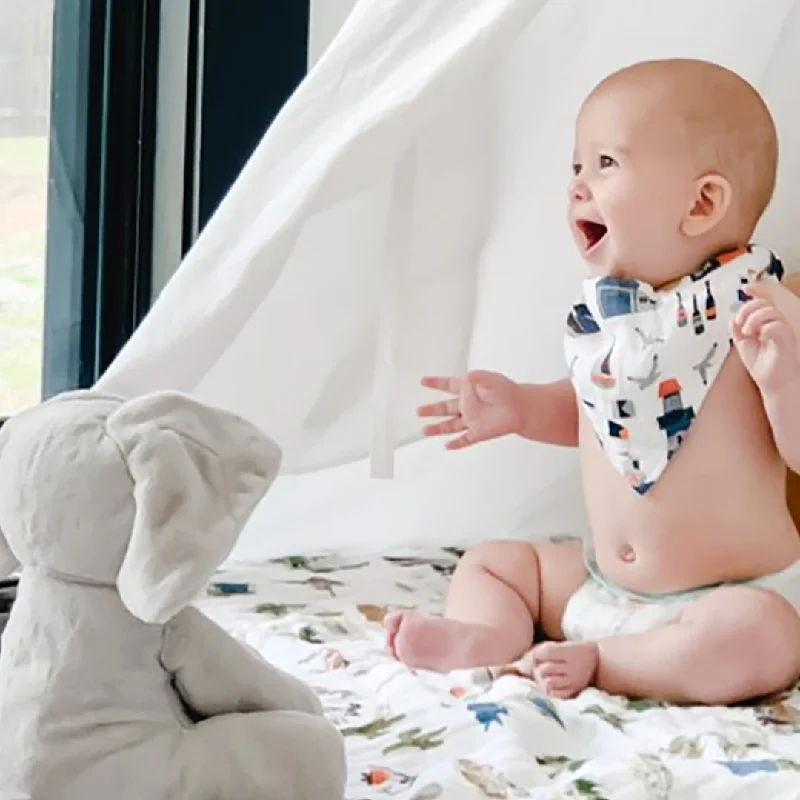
xmin=583 ymin=261 xmax=637 ymax=283
xmin=578 ymin=249 xmax=621 ymax=278
xmin=576 ymin=241 xmax=639 ymax=282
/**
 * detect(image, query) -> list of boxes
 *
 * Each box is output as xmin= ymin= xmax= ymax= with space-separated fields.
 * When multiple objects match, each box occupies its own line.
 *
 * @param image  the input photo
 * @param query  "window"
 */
xmin=42 ymin=0 xmax=160 ymax=400
xmin=151 ymin=0 xmax=310 ymax=298
xmin=0 ymin=0 xmax=54 ymax=417
xmin=0 ymin=0 xmax=310 ymax=428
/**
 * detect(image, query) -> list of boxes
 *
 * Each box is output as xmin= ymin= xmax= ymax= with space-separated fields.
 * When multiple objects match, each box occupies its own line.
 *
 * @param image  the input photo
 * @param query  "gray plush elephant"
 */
xmin=0 ymin=390 xmax=346 ymax=800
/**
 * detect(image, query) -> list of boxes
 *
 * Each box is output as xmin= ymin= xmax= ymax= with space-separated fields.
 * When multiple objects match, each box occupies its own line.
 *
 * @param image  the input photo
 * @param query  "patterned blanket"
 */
xmin=196 ymin=549 xmax=800 ymax=799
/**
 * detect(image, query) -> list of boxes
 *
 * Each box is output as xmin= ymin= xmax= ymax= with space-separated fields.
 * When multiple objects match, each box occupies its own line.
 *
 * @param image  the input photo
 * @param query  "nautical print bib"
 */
xmin=564 ymin=244 xmax=784 ymax=494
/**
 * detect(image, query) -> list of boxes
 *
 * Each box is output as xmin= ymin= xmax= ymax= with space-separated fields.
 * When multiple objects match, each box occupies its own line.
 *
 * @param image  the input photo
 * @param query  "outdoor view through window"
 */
xmin=0 ymin=0 xmax=53 ymax=417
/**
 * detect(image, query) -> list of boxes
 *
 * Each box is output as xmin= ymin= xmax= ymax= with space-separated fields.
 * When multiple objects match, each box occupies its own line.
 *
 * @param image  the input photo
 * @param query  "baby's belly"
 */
xmin=580 ymin=356 xmax=800 ymax=594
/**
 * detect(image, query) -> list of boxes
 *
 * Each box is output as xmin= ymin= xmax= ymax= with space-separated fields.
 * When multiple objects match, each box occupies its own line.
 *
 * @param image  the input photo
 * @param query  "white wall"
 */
xmin=308 ymin=0 xmax=357 ymax=67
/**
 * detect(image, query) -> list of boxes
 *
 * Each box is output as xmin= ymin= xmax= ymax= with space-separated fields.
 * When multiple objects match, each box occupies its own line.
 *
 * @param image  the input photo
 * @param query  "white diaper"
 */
xmin=561 ymin=548 xmax=800 ymax=642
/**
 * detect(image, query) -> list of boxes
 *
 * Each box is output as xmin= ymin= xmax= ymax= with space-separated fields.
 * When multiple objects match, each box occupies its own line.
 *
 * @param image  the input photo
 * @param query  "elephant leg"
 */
xmin=176 ymin=710 xmax=346 ymax=800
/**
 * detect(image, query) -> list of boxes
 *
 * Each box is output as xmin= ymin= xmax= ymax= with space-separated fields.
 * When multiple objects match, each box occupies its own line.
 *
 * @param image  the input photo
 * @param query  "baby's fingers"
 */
xmin=741 ymin=304 xmax=783 ymax=338
xmin=758 ymin=319 xmax=795 ymax=347
xmin=739 ymin=280 xmax=776 ymax=301
xmin=445 ymin=430 xmax=479 ymax=450
xmin=734 ymin=297 xmax=770 ymax=330
xmin=730 ymin=315 xmax=745 ymax=342
xmin=421 ymin=376 xmax=462 ymax=395
xmin=417 ymin=399 xmax=460 ymax=419
xmin=423 ymin=416 xmax=466 ymax=438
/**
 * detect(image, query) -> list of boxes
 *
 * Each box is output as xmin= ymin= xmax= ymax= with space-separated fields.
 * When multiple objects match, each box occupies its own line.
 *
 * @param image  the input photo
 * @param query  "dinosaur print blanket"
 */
xmin=197 ymin=548 xmax=800 ymax=799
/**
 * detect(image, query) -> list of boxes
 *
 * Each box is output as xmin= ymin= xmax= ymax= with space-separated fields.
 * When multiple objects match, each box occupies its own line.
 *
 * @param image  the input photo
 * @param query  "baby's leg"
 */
xmin=532 ymin=585 xmax=800 ymax=704
xmin=385 ymin=538 xmax=586 ymax=671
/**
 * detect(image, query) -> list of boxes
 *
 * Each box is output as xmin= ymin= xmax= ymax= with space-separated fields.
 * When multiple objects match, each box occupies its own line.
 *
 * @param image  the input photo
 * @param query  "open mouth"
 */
xmin=576 ymin=219 xmax=608 ymax=253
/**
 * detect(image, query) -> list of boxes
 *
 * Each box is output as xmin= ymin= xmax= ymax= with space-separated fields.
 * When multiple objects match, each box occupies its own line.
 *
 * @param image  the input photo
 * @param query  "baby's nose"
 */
xmin=568 ymin=177 xmax=591 ymax=202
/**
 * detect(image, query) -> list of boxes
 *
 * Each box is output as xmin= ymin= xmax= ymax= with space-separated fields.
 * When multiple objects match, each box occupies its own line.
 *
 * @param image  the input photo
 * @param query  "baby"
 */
xmin=385 ymin=58 xmax=800 ymax=705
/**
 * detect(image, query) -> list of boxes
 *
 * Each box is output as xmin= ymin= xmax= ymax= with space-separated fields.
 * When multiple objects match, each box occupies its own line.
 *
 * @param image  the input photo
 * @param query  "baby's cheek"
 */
xmin=639 ymin=207 xmax=678 ymax=248
xmin=611 ymin=203 xmax=655 ymax=253
xmin=625 ymin=222 xmax=679 ymax=283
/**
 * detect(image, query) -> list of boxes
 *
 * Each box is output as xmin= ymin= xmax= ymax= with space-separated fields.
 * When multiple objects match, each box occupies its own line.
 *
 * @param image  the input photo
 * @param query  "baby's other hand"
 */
xmin=732 ymin=282 xmax=800 ymax=393
xmin=417 ymin=371 xmax=524 ymax=450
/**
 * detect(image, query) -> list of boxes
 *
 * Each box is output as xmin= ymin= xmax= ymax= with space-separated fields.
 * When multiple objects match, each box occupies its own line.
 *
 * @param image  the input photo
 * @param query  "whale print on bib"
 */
xmin=564 ymin=244 xmax=784 ymax=494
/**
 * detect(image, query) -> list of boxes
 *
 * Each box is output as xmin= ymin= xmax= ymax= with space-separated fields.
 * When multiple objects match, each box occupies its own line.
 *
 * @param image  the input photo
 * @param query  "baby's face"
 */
xmin=567 ymin=88 xmax=700 ymax=287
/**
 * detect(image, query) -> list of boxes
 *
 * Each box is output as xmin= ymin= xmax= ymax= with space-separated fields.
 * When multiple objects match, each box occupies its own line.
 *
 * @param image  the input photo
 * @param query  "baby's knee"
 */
xmin=741 ymin=591 xmax=800 ymax=685
xmin=457 ymin=539 xmax=540 ymax=581
xmin=710 ymin=587 xmax=800 ymax=654
xmin=684 ymin=588 xmax=800 ymax=703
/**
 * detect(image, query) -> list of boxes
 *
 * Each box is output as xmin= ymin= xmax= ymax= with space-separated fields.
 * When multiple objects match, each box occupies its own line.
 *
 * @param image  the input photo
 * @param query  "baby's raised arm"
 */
xmin=418 ymin=373 xmax=578 ymax=450
xmin=733 ymin=276 xmax=800 ymax=474
xmin=516 ymin=379 xmax=579 ymax=447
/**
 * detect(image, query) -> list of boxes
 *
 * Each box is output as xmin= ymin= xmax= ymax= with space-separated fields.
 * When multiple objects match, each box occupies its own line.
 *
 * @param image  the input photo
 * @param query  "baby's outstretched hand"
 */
xmin=417 ymin=371 xmax=524 ymax=450
xmin=732 ymin=282 xmax=800 ymax=393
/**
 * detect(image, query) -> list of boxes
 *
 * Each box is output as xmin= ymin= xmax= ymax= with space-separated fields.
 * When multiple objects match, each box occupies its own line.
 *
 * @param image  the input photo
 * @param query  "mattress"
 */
xmin=197 ymin=548 xmax=800 ymax=799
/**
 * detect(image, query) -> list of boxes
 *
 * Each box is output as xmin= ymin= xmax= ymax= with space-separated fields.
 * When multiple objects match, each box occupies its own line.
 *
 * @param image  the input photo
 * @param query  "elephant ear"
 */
xmin=0 ymin=424 xmax=20 ymax=578
xmin=0 ymin=523 xmax=19 ymax=579
xmin=105 ymin=391 xmax=281 ymax=623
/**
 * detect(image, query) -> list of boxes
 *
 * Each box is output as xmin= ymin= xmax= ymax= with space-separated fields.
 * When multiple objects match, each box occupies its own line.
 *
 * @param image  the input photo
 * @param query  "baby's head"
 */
xmin=568 ymin=58 xmax=777 ymax=288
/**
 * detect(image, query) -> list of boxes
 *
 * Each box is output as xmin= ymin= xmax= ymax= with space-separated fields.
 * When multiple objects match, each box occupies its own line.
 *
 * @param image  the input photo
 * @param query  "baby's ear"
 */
xmin=680 ymin=174 xmax=732 ymax=238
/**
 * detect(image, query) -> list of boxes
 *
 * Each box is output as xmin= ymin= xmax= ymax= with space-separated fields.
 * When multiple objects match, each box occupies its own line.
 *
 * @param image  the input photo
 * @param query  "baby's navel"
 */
xmin=618 ymin=544 xmax=637 ymax=563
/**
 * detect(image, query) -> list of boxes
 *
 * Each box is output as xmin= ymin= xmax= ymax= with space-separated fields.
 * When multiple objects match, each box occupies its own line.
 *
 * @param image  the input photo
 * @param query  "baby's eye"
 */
xmin=599 ymin=154 xmax=617 ymax=169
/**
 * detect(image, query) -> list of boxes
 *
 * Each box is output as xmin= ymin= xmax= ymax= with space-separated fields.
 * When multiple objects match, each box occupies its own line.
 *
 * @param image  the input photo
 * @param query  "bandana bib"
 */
xmin=564 ymin=244 xmax=783 ymax=494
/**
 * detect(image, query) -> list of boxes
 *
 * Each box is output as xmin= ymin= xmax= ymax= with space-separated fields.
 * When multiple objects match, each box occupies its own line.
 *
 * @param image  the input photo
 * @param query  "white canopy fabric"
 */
xmin=98 ymin=0 xmax=800 ymax=560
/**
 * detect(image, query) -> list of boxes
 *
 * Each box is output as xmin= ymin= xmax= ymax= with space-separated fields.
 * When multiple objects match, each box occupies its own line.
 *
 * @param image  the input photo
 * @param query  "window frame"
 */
xmin=0 ymin=0 xmax=310 ymax=428
xmin=42 ymin=0 xmax=161 ymax=399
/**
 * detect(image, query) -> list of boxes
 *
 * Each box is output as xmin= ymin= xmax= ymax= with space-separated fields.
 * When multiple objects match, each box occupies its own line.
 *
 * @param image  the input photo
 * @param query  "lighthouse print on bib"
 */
xmin=564 ymin=244 xmax=783 ymax=494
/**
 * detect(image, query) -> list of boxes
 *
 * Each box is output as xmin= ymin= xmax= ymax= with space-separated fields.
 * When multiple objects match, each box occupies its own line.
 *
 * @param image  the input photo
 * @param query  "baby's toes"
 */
xmin=535 ymin=669 xmax=570 ymax=697
xmin=383 ymin=610 xmax=404 ymax=655
xmin=546 ymin=680 xmax=580 ymax=700
xmin=532 ymin=663 xmax=564 ymax=694
xmin=384 ymin=609 xmax=403 ymax=633
xmin=536 ymin=660 xmax=566 ymax=680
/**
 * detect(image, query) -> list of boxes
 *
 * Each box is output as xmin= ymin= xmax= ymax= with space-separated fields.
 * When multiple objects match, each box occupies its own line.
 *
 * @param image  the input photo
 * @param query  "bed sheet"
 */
xmin=196 ymin=549 xmax=800 ymax=800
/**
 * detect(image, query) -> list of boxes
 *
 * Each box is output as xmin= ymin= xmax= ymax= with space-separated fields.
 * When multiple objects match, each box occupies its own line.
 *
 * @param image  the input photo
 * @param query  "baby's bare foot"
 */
xmin=524 ymin=640 xmax=599 ymax=699
xmin=383 ymin=610 xmax=511 ymax=672
xmin=383 ymin=610 xmax=404 ymax=658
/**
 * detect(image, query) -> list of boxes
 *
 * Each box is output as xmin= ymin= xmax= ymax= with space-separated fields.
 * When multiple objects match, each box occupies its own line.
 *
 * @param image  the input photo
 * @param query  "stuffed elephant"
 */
xmin=0 ymin=390 xmax=346 ymax=800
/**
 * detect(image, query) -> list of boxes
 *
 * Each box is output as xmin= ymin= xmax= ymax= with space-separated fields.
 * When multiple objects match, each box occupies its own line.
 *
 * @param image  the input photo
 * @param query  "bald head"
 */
xmin=585 ymin=58 xmax=778 ymax=230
